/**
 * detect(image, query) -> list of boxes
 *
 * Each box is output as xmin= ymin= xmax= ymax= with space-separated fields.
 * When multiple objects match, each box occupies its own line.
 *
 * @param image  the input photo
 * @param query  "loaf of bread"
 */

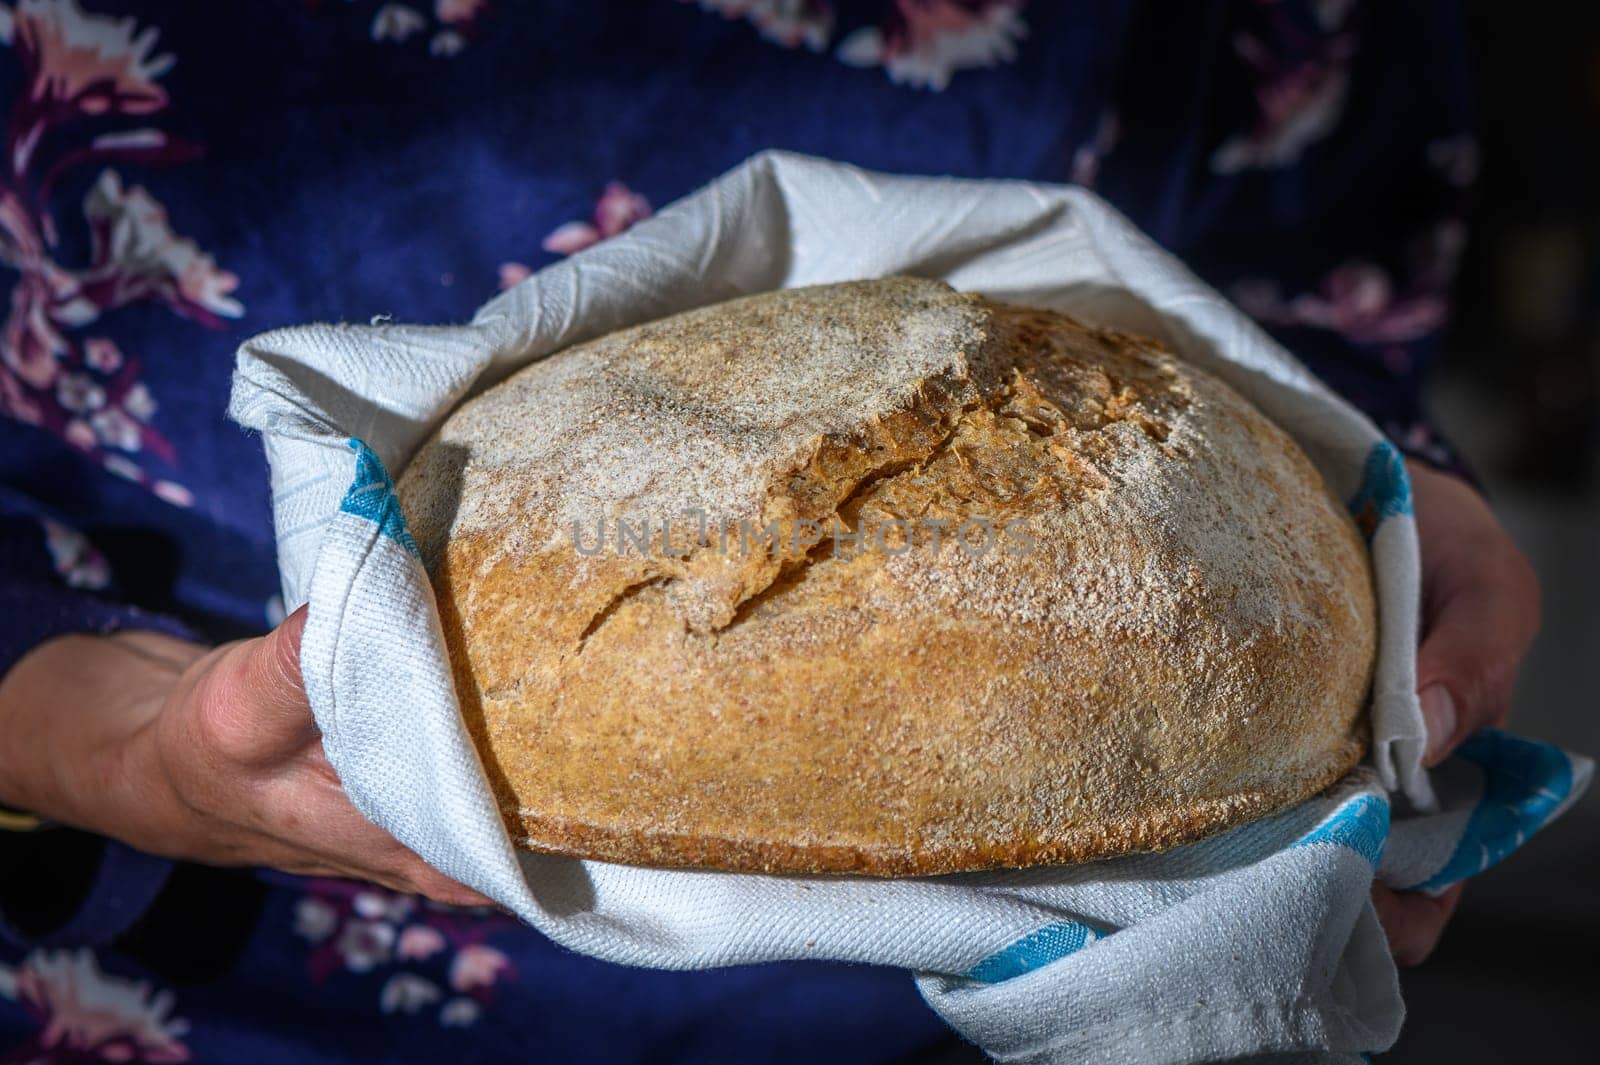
xmin=397 ymin=278 xmax=1375 ymax=876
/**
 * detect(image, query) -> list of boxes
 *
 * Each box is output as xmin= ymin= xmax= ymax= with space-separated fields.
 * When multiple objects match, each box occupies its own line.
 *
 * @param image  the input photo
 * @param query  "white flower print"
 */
xmin=1233 ymin=262 xmax=1449 ymax=346
xmin=836 ymin=0 xmax=1028 ymax=92
xmin=691 ymin=0 xmax=835 ymax=52
xmin=122 ymin=380 xmax=156 ymax=421
xmin=82 ymin=335 xmax=122 ymax=372
xmin=8 ymin=0 xmax=175 ymax=116
xmin=380 ymin=973 xmax=442 ymax=1015
xmin=397 ymin=925 xmax=447 ymax=961
xmin=90 ymin=405 xmax=140 ymax=450
xmin=1209 ymin=3 xmax=1356 ymax=174
xmin=102 ymin=454 xmax=141 ymax=481
xmin=353 ymin=890 xmax=416 ymax=923
xmin=55 ymin=370 xmax=103 ymax=412
xmin=150 ymin=478 xmax=192 ymax=507
xmin=371 ymin=4 xmax=427 ymax=43
xmin=62 ymin=416 xmax=94 ymax=449
xmin=294 ymin=897 xmax=339 ymax=943
xmin=439 ymin=997 xmax=481 ymax=1027
xmin=0 ymin=948 xmax=191 ymax=1062
xmin=0 ymin=0 xmax=236 ymax=509
xmin=83 ymin=170 xmax=244 ymax=322
xmin=293 ymin=880 xmax=520 ymax=1032
xmin=41 ymin=518 xmax=111 ymax=590
xmin=448 ymin=943 xmax=511 ymax=994
xmin=429 ymin=29 xmax=464 ymax=56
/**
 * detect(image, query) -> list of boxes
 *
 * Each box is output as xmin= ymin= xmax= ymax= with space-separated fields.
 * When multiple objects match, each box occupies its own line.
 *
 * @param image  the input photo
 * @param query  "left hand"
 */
xmin=1371 ymin=459 xmax=1542 ymax=966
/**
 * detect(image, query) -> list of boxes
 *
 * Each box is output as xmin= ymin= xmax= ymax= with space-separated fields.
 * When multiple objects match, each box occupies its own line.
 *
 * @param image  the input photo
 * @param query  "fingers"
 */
xmin=1371 ymin=883 xmax=1464 ymax=967
xmin=1408 ymin=464 xmax=1541 ymax=764
xmin=255 ymin=751 xmax=495 ymax=909
xmin=89 ymin=609 xmax=496 ymax=911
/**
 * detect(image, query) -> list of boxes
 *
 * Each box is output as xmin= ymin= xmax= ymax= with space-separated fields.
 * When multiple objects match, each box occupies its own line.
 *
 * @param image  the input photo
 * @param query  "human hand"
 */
xmin=1371 ymin=460 xmax=1541 ymax=965
xmin=0 ymin=608 xmax=491 ymax=907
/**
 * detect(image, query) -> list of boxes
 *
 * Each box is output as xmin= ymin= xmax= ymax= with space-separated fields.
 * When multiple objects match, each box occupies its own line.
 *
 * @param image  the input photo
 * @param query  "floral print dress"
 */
xmin=0 ymin=2 xmax=1473 ymax=1061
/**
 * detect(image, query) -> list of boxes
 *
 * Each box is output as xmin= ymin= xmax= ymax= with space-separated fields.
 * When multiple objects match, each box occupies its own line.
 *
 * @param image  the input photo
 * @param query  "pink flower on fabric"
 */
xmin=1209 ymin=1 xmax=1355 ymax=174
xmin=7 ymin=0 xmax=174 ymax=117
xmin=836 ymin=0 xmax=1028 ymax=92
xmin=448 ymin=944 xmax=511 ymax=994
xmin=396 ymin=925 xmax=448 ymax=961
xmin=151 ymin=479 xmax=192 ymax=508
xmin=435 ymin=0 xmax=485 ymax=25
xmin=497 ymin=261 xmax=532 ymax=290
xmin=689 ymin=0 xmax=836 ymax=52
xmin=1070 ymin=111 xmax=1119 ymax=188
xmin=379 ymin=973 xmax=442 ymax=1015
xmin=83 ymin=336 xmax=123 ymax=372
xmin=62 ymin=417 xmax=95 ymax=449
xmin=0 ymin=949 xmax=191 ymax=1063
xmin=0 ymin=1 xmax=234 ymax=505
xmin=1233 ymin=263 xmax=1449 ymax=346
xmin=292 ymin=878 xmax=521 ymax=1029
xmin=3 ymin=275 xmax=68 ymax=390
xmin=82 ymin=171 xmax=244 ymax=324
xmin=541 ymin=182 xmax=652 ymax=256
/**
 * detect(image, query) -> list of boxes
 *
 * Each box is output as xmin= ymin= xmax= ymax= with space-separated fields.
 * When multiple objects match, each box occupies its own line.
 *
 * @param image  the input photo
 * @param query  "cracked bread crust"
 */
xmin=397 ymin=278 xmax=1376 ymax=876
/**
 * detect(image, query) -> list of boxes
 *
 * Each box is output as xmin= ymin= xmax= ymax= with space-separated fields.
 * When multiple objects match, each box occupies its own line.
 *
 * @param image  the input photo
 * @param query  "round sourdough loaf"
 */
xmin=397 ymin=278 xmax=1376 ymax=876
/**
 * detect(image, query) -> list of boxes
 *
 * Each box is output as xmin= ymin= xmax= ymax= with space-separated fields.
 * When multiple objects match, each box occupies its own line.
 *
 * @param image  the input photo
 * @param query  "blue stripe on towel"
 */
xmin=1347 ymin=439 xmax=1412 ymax=539
xmin=963 ymin=921 xmax=1101 ymax=984
xmin=339 ymin=438 xmax=420 ymax=559
xmin=1292 ymin=793 xmax=1391 ymax=869
xmin=1408 ymin=730 xmax=1576 ymax=893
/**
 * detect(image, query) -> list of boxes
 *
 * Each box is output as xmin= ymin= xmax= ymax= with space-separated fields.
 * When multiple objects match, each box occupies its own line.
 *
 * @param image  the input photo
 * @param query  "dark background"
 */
xmin=1388 ymin=3 xmax=1600 ymax=1060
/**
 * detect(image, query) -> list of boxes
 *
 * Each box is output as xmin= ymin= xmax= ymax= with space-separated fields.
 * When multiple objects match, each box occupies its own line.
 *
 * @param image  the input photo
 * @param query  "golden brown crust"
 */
xmin=400 ymin=278 xmax=1377 ymax=877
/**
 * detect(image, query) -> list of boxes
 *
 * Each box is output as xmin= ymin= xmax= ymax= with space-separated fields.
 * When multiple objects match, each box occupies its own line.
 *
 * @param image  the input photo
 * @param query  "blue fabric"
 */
xmin=1292 ymin=794 xmax=1392 ymax=869
xmin=0 ymin=1 xmax=1477 ymax=1060
xmin=1407 ymin=731 xmax=1579 ymax=894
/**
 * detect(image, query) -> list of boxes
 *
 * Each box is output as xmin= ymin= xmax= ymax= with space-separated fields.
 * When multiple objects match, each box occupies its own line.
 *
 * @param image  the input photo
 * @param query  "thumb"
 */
xmin=189 ymin=605 xmax=317 ymax=768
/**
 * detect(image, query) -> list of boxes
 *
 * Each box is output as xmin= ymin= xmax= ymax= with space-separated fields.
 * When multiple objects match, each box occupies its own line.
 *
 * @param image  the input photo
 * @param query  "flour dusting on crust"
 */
xmin=397 ymin=278 xmax=1376 ymax=876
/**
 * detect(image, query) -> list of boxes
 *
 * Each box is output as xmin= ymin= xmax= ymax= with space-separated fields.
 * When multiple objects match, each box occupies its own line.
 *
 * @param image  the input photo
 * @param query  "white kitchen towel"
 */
xmin=229 ymin=151 xmax=1591 ymax=1065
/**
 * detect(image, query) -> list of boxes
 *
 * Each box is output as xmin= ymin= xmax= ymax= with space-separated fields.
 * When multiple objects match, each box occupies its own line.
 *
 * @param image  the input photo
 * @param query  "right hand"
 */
xmin=0 ymin=607 xmax=492 ymax=907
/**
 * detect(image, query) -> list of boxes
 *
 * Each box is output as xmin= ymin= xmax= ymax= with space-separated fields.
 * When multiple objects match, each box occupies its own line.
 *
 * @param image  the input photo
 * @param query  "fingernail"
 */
xmin=1419 ymin=684 xmax=1457 ymax=765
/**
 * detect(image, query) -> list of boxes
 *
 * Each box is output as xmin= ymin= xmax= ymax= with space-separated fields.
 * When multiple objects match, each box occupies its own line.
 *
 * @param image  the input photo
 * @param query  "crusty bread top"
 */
xmin=399 ymin=278 xmax=1375 ymax=876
